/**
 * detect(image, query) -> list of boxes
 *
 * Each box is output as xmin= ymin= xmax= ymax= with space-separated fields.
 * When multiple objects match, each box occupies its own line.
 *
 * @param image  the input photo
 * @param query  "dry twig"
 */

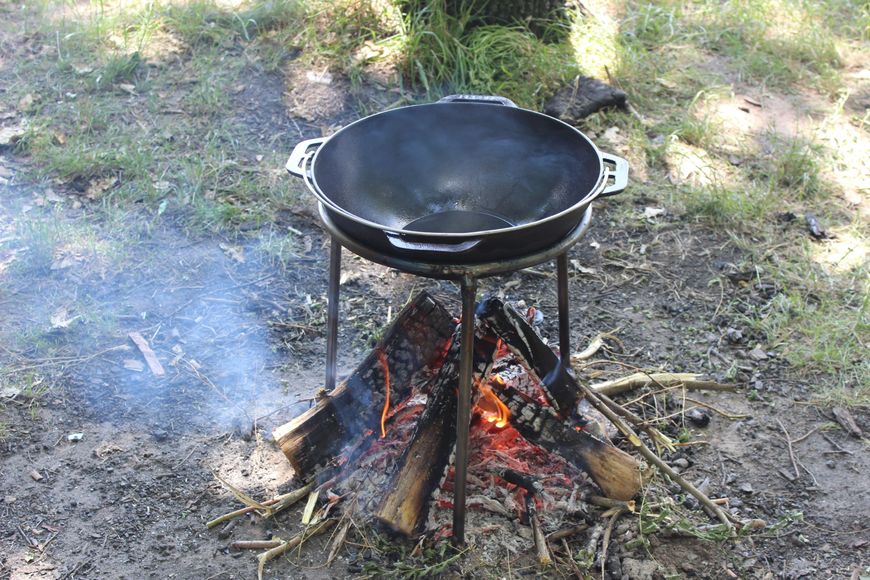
xmin=575 ymin=382 xmax=737 ymax=530
xmin=591 ymin=372 xmax=734 ymax=397
xmin=257 ymin=519 xmax=336 ymax=580
xmin=776 ymin=419 xmax=801 ymax=480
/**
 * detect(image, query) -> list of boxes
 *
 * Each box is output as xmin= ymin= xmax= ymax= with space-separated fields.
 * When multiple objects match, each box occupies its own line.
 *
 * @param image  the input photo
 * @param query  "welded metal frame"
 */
xmin=318 ymin=203 xmax=592 ymax=544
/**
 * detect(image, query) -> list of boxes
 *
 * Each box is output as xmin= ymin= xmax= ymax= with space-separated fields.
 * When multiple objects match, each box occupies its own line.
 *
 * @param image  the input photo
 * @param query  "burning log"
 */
xmin=491 ymin=382 xmax=643 ymax=500
xmin=476 ymin=298 xmax=579 ymax=415
xmin=476 ymin=299 xmax=643 ymax=500
xmin=374 ymin=329 xmax=462 ymax=535
xmin=272 ymin=292 xmax=455 ymax=479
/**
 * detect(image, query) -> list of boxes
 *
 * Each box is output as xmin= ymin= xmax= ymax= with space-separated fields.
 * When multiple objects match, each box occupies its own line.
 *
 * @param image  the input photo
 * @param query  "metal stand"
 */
xmin=325 ymin=240 xmax=342 ymax=391
xmin=452 ymin=277 xmax=477 ymax=543
xmin=557 ymin=252 xmax=571 ymax=361
xmin=319 ymin=204 xmax=592 ymax=545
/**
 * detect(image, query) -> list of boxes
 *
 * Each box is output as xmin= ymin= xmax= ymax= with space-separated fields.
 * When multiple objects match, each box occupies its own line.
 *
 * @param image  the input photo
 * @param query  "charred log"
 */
xmin=272 ymin=292 xmax=455 ymax=479
xmin=492 ymin=382 xmax=642 ymax=500
xmin=476 ymin=297 xmax=580 ymax=416
xmin=376 ymin=327 xmax=498 ymax=536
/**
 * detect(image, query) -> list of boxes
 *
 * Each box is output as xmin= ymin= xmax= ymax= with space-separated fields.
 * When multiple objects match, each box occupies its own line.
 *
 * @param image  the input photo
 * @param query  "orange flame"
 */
xmin=475 ymin=381 xmax=510 ymax=429
xmin=377 ymin=349 xmax=391 ymax=438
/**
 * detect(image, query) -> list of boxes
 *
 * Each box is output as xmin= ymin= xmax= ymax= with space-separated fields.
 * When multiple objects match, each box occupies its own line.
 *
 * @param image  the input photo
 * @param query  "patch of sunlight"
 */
xmin=663 ymin=140 xmax=732 ymax=187
xmin=760 ymin=0 xmax=841 ymax=62
xmin=811 ymin=228 xmax=870 ymax=274
xmin=706 ymin=92 xmax=822 ymax=141
xmin=814 ymin=105 xmax=870 ymax=218
xmin=569 ymin=7 xmax=620 ymax=79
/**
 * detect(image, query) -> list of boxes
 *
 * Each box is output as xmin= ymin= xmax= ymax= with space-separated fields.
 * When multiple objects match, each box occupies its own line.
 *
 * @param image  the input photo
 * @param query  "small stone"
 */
xmin=4 ymin=495 xmax=16 ymax=504
xmin=687 ymin=408 xmax=711 ymax=427
xmin=673 ymin=457 xmax=690 ymax=469
xmin=825 ymin=460 xmax=836 ymax=469
xmin=748 ymin=346 xmax=768 ymax=361
xmin=725 ymin=328 xmax=743 ymax=344
xmin=29 ymin=470 xmax=43 ymax=481
xmin=739 ymin=482 xmax=753 ymax=494
xmin=67 ymin=433 xmax=84 ymax=442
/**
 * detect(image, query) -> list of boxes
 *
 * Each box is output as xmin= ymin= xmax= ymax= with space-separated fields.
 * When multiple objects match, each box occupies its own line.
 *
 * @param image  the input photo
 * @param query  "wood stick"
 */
xmin=573 ymin=381 xmax=736 ymax=530
xmin=591 ymin=372 xmax=734 ymax=397
xmin=476 ymin=298 xmax=581 ymax=414
xmin=600 ymin=508 xmax=626 ymax=578
xmin=683 ymin=396 xmax=748 ymax=420
xmin=327 ymin=496 xmax=356 ymax=565
xmin=528 ymin=497 xmax=552 ymax=567
xmin=776 ymin=419 xmax=801 ymax=480
xmin=230 ymin=540 xmax=283 ymax=551
xmin=508 ymin=468 xmax=552 ymax=567
xmin=206 ymin=483 xmax=313 ymax=528
xmin=493 ymin=381 xmax=643 ymax=500
xmin=128 ymin=331 xmax=165 ymax=376
xmin=374 ymin=328 xmax=470 ymax=536
xmin=547 ymin=524 xmax=589 ymax=542
xmin=272 ymin=292 xmax=455 ymax=478
xmin=257 ymin=519 xmax=336 ymax=580
xmin=588 ymin=495 xmax=635 ymax=511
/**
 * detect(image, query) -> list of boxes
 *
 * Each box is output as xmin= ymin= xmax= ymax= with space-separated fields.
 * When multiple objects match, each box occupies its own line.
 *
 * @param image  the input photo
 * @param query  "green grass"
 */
xmin=767 ymin=136 xmax=828 ymax=200
xmin=756 ymin=246 xmax=870 ymax=406
xmin=393 ymin=0 xmax=577 ymax=108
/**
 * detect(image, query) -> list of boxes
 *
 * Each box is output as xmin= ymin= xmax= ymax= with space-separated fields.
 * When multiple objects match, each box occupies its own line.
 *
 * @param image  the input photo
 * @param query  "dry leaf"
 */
xmin=85 ymin=176 xmax=118 ymax=200
xmin=44 ymin=188 xmax=63 ymax=203
xmin=50 ymin=254 xmax=78 ymax=270
xmin=50 ymin=307 xmax=80 ymax=329
xmin=219 ymin=243 xmax=245 ymax=264
xmin=17 ymin=93 xmax=34 ymax=112
xmin=643 ymin=207 xmax=666 ymax=219
xmin=0 ymin=123 xmax=26 ymax=146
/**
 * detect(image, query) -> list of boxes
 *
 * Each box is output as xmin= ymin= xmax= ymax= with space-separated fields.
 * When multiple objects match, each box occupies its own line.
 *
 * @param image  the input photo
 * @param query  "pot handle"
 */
xmin=599 ymin=152 xmax=629 ymax=197
xmin=438 ymin=94 xmax=518 ymax=107
xmin=384 ymin=232 xmax=482 ymax=254
xmin=286 ymin=137 xmax=327 ymax=178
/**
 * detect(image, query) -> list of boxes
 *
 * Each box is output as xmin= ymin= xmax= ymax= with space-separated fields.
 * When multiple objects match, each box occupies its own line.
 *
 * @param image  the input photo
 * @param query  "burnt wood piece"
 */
xmin=272 ymin=292 xmax=455 ymax=479
xmin=544 ymin=76 xmax=628 ymax=123
xmin=476 ymin=297 xmax=579 ymax=415
xmin=376 ymin=325 xmax=500 ymax=536
xmin=493 ymin=382 xmax=643 ymax=500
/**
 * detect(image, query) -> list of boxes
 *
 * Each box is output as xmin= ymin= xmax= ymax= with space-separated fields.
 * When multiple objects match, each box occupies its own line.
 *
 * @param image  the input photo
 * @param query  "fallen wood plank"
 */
xmin=272 ymin=292 xmax=455 ymax=479
xmin=128 ymin=331 xmax=165 ymax=376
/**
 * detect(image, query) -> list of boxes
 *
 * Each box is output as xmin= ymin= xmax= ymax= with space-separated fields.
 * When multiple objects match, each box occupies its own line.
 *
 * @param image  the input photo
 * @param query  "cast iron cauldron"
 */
xmin=286 ymin=94 xmax=628 ymax=263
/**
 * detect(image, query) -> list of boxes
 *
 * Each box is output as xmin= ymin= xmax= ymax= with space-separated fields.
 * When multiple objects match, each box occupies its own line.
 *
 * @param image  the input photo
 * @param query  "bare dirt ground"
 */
xmin=2 ymin=9 xmax=869 ymax=580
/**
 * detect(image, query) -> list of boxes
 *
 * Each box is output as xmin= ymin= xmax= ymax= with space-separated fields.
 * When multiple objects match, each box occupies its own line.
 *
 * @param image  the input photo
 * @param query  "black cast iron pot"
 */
xmin=286 ymin=94 xmax=628 ymax=263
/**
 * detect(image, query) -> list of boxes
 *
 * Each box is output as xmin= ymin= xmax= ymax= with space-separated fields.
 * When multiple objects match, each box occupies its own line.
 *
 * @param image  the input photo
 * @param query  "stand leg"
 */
xmin=452 ymin=277 xmax=477 ymax=545
xmin=325 ymin=239 xmax=342 ymax=391
xmin=556 ymin=252 xmax=570 ymax=362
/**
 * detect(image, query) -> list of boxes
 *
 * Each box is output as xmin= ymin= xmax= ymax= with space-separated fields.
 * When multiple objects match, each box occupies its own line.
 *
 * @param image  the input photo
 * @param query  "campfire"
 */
xmin=206 ymin=292 xmax=746 ymax=577
xmin=245 ymin=293 xmax=641 ymax=567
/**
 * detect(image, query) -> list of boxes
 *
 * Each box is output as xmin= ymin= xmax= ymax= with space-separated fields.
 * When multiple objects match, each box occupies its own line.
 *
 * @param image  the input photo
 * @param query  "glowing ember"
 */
xmin=475 ymin=379 xmax=510 ymax=429
xmin=377 ymin=349 xmax=391 ymax=438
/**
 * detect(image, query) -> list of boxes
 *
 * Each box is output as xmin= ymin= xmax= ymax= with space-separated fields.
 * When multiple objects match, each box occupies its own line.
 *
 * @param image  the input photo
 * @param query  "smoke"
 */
xmin=0 ymin=186 xmax=322 ymax=437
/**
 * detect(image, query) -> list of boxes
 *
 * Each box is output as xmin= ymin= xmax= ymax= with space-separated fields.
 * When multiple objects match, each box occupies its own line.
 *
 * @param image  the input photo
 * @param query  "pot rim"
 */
xmin=306 ymin=101 xmax=611 ymax=240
